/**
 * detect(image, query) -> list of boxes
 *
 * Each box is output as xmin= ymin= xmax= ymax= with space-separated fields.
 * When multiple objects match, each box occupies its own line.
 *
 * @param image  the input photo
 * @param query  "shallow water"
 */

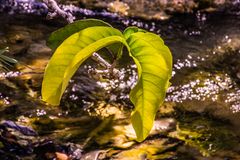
xmin=0 ymin=1 xmax=240 ymax=159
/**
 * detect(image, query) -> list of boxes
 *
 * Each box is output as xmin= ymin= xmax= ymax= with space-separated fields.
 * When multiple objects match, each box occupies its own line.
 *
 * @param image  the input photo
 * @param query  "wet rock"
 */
xmin=27 ymin=41 xmax=51 ymax=56
xmin=211 ymin=49 xmax=240 ymax=84
xmin=61 ymin=71 xmax=110 ymax=108
xmin=0 ymin=24 xmax=46 ymax=55
xmin=1 ymin=120 xmax=37 ymax=136
xmin=150 ymin=118 xmax=176 ymax=135
xmin=168 ymin=70 xmax=240 ymax=129
xmin=1 ymin=0 xmax=239 ymax=20
xmin=0 ymin=120 xmax=83 ymax=159
xmin=81 ymin=150 xmax=104 ymax=160
xmin=107 ymin=1 xmax=129 ymax=16
xmin=5 ymin=26 xmax=32 ymax=55
xmin=0 ymin=120 xmax=38 ymax=157
xmin=108 ymin=138 xmax=180 ymax=160
xmin=56 ymin=152 xmax=69 ymax=160
xmin=75 ymin=0 xmax=239 ymax=19
xmin=34 ymin=141 xmax=83 ymax=160
xmin=166 ymin=25 xmax=240 ymax=131
xmin=7 ymin=32 xmax=30 ymax=44
xmin=94 ymin=117 xmax=176 ymax=149
xmin=169 ymin=112 xmax=240 ymax=157
xmin=237 ymin=71 xmax=240 ymax=79
xmin=31 ymin=116 xmax=100 ymax=136
xmin=95 ymin=124 xmax=134 ymax=148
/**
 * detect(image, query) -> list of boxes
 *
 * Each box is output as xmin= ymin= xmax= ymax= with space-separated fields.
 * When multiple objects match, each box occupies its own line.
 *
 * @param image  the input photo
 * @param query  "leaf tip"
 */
xmin=131 ymin=111 xmax=149 ymax=142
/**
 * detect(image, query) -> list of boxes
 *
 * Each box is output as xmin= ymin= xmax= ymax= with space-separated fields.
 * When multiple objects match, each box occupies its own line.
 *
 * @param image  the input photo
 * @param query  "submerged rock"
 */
xmin=167 ymin=70 xmax=240 ymax=131
xmin=106 ymin=138 xmax=180 ymax=160
xmin=27 ymin=41 xmax=51 ymax=56
xmin=0 ymin=120 xmax=83 ymax=159
xmin=170 ymin=111 xmax=240 ymax=158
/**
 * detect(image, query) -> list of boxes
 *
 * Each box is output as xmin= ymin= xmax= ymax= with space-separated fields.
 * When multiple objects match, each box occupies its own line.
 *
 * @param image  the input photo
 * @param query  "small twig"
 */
xmin=92 ymin=53 xmax=120 ymax=78
xmin=42 ymin=0 xmax=120 ymax=78
xmin=92 ymin=52 xmax=112 ymax=69
xmin=43 ymin=0 xmax=75 ymax=23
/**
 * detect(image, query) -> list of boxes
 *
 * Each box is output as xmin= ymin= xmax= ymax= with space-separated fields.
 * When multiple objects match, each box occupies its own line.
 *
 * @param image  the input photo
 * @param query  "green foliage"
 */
xmin=125 ymin=29 xmax=172 ymax=141
xmin=0 ymin=47 xmax=18 ymax=72
xmin=42 ymin=19 xmax=172 ymax=142
xmin=47 ymin=19 xmax=112 ymax=50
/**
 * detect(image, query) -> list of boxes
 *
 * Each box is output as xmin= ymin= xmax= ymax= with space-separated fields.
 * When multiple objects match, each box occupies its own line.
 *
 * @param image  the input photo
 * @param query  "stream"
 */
xmin=0 ymin=0 xmax=240 ymax=159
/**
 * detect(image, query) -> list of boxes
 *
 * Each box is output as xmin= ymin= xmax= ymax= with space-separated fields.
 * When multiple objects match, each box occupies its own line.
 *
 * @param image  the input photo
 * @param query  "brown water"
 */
xmin=0 ymin=3 xmax=240 ymax=159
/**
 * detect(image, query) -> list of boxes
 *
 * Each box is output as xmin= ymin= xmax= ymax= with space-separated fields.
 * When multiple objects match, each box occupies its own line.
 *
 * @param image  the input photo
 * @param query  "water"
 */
xmin=0 ymin=1 xmax=240 ymax=159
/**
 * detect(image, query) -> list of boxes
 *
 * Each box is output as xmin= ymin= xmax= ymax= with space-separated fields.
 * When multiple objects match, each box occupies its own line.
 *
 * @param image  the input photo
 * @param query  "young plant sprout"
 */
xmin=41 ymin=19 xmax=172 ymax=142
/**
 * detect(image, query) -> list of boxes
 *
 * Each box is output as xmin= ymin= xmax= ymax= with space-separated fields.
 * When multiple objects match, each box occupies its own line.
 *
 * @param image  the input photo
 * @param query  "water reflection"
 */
xmin=0 ymin=71 xmax=21 ymax=79
xmin=167 ymin=72 xmax=233 ymax=102
xmin=0 ymin=92 xmax=10 ymax=105
xmin=226 ymin=90 xmax=240 ymax=113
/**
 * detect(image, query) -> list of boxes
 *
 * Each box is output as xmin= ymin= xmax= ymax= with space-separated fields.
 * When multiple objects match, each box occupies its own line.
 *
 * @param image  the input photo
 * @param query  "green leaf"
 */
xmin=0 ymin=47 xmax=17 ymax=72
xmin=0 ymin=55 xmax=18 ymax=64
xmin=0 ymin=47 xmax=9 ymax=55
xmin=42 ymin=22 xmax=172 ymax=142
xmin=47 ymin=19 xmax=112 ymax=50
xmin=47 ymin=19 xmax=124 ymax=61
xmin=123 ymin=27 xmax=147 ymax=39
xmin=126 ymin=32 xmax=172 ymax=142
xmin=42 ymin=26 xmax=126 ymax=105
xmin=106 ymin=42 xmax=124 ymax=60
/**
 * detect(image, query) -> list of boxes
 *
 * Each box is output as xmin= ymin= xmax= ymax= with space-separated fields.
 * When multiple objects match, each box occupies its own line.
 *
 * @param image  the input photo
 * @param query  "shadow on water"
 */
xmin=0 ymin=1 xmax=240 ymax=159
